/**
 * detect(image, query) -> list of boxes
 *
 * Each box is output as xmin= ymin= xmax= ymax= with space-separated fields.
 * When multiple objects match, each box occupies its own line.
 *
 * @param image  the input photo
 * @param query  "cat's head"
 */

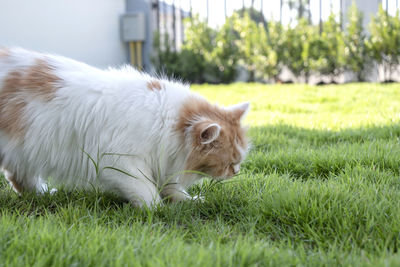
xmin=177 ymin=96 xmax=250 ymax=180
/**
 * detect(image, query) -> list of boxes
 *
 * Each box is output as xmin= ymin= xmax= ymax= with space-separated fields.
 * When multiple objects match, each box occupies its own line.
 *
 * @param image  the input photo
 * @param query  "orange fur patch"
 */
xmin=0 ymin=58 xmax=61 ymax=137
xmin=147 ymin=80 xmax=163 ymax=91
xmin=177 ymin=97 xmax=247 ymax=179
xmin=176 ymin=97 xmax=243 ymax=136
xmin=6 ymin=172 xmax=24 ymax=193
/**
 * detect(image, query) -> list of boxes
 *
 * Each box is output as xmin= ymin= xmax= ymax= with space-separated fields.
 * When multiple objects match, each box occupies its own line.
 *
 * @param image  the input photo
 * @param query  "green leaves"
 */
xmin=366 ymin=5 xmax=400 ymax=81
xmin=344 ymin=2 xmax=369 ymax=81
xmin=153 ymin=6 xmax=399 ymax=84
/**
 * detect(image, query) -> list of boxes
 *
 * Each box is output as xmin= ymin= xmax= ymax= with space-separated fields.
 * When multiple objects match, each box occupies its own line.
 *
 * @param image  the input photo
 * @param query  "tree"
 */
xmin=318 ymin=12 xmax=346 ymax=82
xmin=283 ymin=18 xmax=315 ymax=82
xmin=287 ymin=0 xmax=311 ymax=22
xmin=232 ymin=12 xmax=261 ymax=81
xmin=343 ymin=2 xmax=369 ymax=81
xmin=151 ymin=31 xmax=181 ymax=78
xmin=304 ymin=27 xmax=329 ymax=81
xmin=261 ymin=20 xmax=285 ymax=82
xmin=152 ymin=15 xmax=217 ymax=83
xmin=236 ymin=7 xmax=266 ymax=26
xmin=209 ymin=15 xmax=240 ymax=83
xmin=366 ymin=5 xmax=400 ymax=82
xmin=179 ymin=15 xmax=216 ymax=83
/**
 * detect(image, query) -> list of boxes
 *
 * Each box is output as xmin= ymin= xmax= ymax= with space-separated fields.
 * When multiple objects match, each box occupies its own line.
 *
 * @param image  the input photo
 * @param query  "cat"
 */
xmin=0 ymin=47 xmax=249 ymax=207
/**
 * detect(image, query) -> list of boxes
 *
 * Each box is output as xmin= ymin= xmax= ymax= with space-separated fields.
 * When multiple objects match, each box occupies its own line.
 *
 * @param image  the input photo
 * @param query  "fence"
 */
xmin=152 ymin=0 xmax=398 ymax=51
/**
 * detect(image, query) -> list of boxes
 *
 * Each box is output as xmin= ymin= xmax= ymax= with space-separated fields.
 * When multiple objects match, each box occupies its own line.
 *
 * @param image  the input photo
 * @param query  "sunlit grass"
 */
xmin=193 ymin=82 xmax=400 ymax=129
xmin=1 ymin=82 xmax=400 ymax=266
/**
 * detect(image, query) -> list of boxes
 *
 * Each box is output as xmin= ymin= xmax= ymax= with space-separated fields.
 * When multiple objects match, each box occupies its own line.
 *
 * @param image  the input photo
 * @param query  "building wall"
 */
xmin=0 ymin=0 xmax=127 ymax=68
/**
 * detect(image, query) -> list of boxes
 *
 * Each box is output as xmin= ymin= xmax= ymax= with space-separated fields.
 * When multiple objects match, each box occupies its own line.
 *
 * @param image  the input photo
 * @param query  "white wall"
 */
xmin=0 ymin=0 xmax=127 ymax=68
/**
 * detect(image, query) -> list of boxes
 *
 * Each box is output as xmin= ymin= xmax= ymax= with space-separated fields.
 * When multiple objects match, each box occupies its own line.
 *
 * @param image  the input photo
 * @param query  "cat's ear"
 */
xmin=228 ymin=102 xmax=250 ymax=121
xmin=199 ymin=123 xmax=221 ymax=144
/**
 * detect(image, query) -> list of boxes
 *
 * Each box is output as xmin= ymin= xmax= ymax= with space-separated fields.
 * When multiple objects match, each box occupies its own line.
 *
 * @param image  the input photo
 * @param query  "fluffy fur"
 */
xmin=0 ymin=47 xmax=249 ymax=207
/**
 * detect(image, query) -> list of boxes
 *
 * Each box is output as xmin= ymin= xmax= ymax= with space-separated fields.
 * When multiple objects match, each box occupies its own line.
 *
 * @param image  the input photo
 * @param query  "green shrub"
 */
xmin=318 ymin=13 xmax=346 ymax=82
xmin=366 ymin=5 xmax=400 ymax=82
xmin=152 ymin=6 xmax=400 ymax=84
xmin=232 ymin=12 xmax=260 ymax=81
xmin=151 ymin=32 xmax=181 ymax=78
xmin=152 ymin=16 xmax=216 ymax=83
xmin=209 ymin=15 xmax=240 ymax=83
xmin=256 ymin=20 xmax=284 ymax=82
xmin=179 ymin=15 xmax=216 ymax=83
xmin=283 ymin=18 xmax=315 ymax=83
xmin=344 ymin=2 xmax=370 ymax=81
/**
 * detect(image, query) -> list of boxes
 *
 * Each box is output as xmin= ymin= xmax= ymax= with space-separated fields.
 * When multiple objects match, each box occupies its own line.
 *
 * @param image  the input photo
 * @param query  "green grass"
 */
xmin=2 ymin=82 xmax=400 ymax=266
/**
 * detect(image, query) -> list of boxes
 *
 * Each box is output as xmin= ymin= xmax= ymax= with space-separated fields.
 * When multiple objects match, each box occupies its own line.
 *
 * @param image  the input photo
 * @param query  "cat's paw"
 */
xmin=37 ymin=183 xmax=57 ymax=195
xmin=49 ymin=188 xmax=58 ymax=195
xmin=192 ymin=195 xmax=205 ymax=202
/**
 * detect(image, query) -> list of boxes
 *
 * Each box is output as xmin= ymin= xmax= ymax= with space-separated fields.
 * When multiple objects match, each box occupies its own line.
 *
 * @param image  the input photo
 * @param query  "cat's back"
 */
xmin=0 ymin=47 xmax=109 ymax=94
xmin=0 ymin=47 xmax=190 ymax=105
xmin=0 ymin=47 xmax=192 ymax=144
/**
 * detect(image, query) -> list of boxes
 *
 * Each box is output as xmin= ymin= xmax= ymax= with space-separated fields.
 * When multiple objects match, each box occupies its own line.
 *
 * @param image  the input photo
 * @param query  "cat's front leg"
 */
xmin=102 ymin=165 xmax=162 ymax=208
xmin=161 ymin=184 xmax=194 ymax=202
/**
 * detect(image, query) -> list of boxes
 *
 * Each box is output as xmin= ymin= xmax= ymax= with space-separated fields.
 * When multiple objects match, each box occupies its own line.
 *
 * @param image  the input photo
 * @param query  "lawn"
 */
xmin=1 ymin=83 xmax=400 ymax=266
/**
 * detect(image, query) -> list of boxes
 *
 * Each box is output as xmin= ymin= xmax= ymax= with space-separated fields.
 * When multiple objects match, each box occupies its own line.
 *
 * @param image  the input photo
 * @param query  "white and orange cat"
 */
xmin=0 ymin=47 xmax=249 ymax=207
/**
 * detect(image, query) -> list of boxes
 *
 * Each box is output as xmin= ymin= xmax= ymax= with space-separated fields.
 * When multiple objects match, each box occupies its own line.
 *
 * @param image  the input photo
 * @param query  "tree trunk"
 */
xmin=357 ymin=71 xmax=364 ymax=82
xmin=383 ymin=63 xmax=388 ymax=82
xmin=248 ymin=70 xmax=255 ymax=82
xmin=304 ymin=72 xmax=309 ymax=84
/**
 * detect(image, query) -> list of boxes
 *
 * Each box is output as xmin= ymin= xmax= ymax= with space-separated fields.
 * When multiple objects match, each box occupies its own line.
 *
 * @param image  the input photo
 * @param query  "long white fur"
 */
xmin=0 ymin=48 xmax=205 ymax=206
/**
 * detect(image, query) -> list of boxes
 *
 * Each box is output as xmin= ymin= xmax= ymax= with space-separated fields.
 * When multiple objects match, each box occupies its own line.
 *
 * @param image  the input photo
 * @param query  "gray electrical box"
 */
xmin=121 ymin=13 xmax=146 ymax=42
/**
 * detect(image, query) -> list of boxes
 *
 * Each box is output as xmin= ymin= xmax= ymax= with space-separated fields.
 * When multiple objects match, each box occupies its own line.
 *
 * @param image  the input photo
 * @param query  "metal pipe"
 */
xmin=172 ymin=0 xmax=176 ymax=50
xmin=386 ymin=0 xmax=389 ymax=14
xmin=224 ymin=0 xmax=227 ymax=19
xmin=129 ymin=42 xmax=135 ymax=66
xmin=319 ymin=0 xmax=322 ymax=34
xmin=206 ymin=0 xmax=209 ymax=23
xmin=339 ymin=0 xmax=342 ymax=29
xmin=137 ymin=42 xmax=143 ymax=69
xmin=156 ymin=0 xmax=160 ymax=32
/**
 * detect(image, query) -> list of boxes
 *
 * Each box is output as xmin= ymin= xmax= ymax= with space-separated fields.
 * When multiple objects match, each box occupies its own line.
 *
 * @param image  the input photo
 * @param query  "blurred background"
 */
xmin=0 ymin=0 xmax=398 ymax=84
